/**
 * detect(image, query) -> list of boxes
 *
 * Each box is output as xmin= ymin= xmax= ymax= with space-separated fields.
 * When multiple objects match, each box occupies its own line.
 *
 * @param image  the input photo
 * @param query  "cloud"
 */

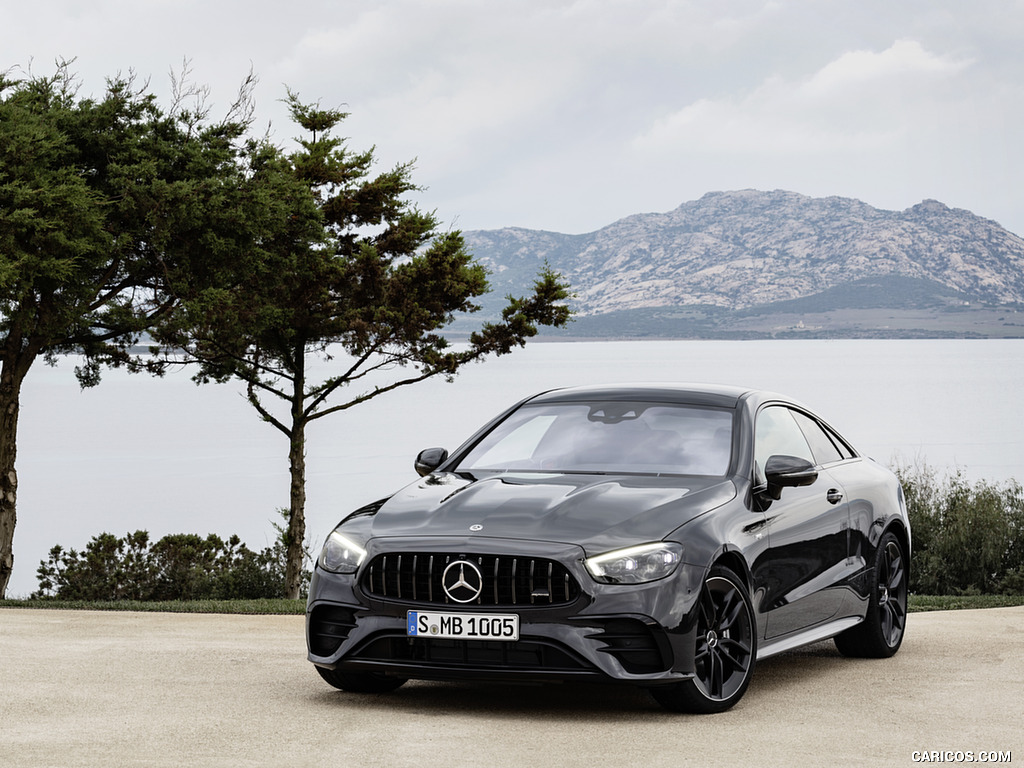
xmin=631 ymin=39 xmax=974 ymax=156
xmin=273 ymin=3 xmax=589 ymax=167
xmin=801 ymin=39 xmax=971 ymax=97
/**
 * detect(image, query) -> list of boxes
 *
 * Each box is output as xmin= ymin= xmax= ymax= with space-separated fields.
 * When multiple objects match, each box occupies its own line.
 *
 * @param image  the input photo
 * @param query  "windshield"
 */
xmin=458 ymin=401 xmax=733 ymax=476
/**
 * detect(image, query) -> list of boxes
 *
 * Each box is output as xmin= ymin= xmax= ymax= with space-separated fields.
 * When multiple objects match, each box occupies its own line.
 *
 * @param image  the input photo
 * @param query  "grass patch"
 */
xmin=908 ymin=594 xmax=1024 ymax=612
xmin=2 ymin=595 xmax=1023 ymax=614
xmin=0 ymin=598 xmax=306 ymax=614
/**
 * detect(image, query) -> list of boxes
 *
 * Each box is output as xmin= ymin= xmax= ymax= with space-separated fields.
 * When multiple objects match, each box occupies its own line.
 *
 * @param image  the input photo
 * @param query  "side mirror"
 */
xmin=414 ymin=447 xmax=449 ymax=477
xmin=763 ymin=454 xmax=818 ymax=500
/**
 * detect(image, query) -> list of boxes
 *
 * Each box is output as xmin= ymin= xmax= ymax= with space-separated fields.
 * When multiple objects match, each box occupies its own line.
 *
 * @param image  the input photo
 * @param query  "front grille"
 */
xmin=361 ymin=553 xmax=582 ymax=606
xmin=351 ymin=635 xmax=594 ymax=673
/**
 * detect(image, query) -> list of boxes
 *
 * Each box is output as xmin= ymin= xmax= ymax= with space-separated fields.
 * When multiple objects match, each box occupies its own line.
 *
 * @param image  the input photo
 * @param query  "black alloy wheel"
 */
xmin=652 ymin=565 xmax=756 ymax=713
xmin=835 ymin=530 xmax=907 ymax=658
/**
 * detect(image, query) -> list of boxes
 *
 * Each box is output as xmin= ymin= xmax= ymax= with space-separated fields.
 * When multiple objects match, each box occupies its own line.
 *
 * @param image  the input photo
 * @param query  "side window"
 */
xmin=792 ymin=411 xmax=844 ymax=466
xmin=753 ymin=406 xmax=814 ymax=484
xmin=824 ymin=424 xmax=856 ymax=459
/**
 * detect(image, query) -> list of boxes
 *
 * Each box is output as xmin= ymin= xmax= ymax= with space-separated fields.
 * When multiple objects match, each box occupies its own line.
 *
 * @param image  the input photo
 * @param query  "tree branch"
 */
xmin=247 ymin=378 xmax=290 ymax=437
xmin=306 ymin=363 xmax=452 ymax=423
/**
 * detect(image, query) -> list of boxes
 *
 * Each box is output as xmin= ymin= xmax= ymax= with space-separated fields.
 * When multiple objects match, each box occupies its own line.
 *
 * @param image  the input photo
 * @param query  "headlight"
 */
xmin=318 ymin=530 xmax=367 ymax=574
xmin=585 ymin=542 xmax=683 ymax=584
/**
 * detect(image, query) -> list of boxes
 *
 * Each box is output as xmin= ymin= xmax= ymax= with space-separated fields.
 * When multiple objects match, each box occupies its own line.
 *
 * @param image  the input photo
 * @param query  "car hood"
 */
xmin=361 ymin=472 xmax=737 ymax=554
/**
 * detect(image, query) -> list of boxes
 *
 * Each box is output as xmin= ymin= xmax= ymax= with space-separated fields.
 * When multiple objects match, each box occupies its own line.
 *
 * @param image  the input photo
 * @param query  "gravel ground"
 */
xmin=1 ymin=606 xmax=1021 ymax=767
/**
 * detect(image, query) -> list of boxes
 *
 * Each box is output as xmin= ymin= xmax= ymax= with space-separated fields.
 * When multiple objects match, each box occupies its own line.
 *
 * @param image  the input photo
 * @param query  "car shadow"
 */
xmin=746 ymin=639 xmax=851 ymax=699
xmin=304 ymin=640 xmax=851 ymax=720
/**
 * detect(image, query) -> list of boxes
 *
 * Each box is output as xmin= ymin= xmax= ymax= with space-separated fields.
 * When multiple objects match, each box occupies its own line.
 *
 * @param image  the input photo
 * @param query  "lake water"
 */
xmin=8 ymin=338 xmax=1023 ymax=598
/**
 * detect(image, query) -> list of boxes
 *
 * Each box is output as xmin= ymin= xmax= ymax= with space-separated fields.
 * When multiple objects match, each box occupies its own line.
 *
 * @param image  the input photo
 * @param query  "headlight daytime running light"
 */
xmin=585 ymin=542 xmax=683 ymax=584
xmin=318 ymin=530 xmax=367 ymax=574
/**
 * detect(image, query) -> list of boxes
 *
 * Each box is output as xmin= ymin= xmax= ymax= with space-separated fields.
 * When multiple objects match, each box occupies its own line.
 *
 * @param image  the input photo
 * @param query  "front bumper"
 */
xmin=306 ymin=536 xmax=705 ymax=686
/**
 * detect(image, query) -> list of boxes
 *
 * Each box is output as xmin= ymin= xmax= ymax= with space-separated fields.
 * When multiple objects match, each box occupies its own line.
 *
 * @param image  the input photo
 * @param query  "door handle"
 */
xmin=826 ymin=489 xmax=844 ymax=505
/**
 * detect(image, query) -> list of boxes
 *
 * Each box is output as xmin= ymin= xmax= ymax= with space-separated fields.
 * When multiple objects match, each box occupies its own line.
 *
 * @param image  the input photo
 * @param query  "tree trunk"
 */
xmin=285 ymin=418 xmax=307 ymax=600
xmin=284 ymin=346 xmax=307 ymax=600
xmin=0 ymin=349 xmax=34 ymax=598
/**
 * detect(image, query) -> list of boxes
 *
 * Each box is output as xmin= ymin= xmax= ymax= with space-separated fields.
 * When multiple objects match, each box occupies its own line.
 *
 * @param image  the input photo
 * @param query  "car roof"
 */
xmin=526 ymin=382 xmax=760 ymax=409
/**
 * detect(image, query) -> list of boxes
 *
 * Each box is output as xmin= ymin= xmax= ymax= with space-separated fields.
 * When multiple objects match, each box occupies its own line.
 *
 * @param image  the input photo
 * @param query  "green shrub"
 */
xmin=895 ymin=461 xmax=1024 ymax=595
xmin=33 ymin=529 xmax=310 ymax=601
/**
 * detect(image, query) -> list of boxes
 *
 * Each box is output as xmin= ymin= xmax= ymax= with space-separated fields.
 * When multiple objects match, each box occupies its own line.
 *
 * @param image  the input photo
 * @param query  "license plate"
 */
xmin=407 ymin=611 xmax=519 ymax=641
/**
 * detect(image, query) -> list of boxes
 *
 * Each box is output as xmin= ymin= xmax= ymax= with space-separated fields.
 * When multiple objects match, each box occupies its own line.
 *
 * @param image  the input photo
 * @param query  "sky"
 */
xmin=3 ymin=0 xmax=1023 ymax=236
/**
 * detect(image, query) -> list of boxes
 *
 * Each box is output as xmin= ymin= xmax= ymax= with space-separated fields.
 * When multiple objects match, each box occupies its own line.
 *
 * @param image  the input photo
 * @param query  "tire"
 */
xmin=835 ymin=530 xmax=907 ymax=658
xmin=652 ymin=565 xmax=757 ymax=714
xmin=315 ymin=665 xmax=407 ymax=694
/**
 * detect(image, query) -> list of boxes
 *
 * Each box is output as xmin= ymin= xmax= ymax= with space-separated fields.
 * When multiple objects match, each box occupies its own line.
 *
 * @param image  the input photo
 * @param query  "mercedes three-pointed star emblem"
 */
xmin=442 ymin=559 xmax=484 ymax=603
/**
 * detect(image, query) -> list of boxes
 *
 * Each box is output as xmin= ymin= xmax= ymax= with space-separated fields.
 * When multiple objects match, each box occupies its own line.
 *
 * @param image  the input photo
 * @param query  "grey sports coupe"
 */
xmin=306 ymin=383 xmax=909 ymax=713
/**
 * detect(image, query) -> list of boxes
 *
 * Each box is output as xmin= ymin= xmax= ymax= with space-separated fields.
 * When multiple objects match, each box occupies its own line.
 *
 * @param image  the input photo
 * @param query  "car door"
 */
xmin=751 ymin=405 xmax=852 ymax=640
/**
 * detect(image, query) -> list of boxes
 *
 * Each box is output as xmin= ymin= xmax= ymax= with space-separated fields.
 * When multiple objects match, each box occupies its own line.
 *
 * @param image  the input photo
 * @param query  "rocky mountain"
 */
xmin=463 ymin=190 xmax=1024 ymax=338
